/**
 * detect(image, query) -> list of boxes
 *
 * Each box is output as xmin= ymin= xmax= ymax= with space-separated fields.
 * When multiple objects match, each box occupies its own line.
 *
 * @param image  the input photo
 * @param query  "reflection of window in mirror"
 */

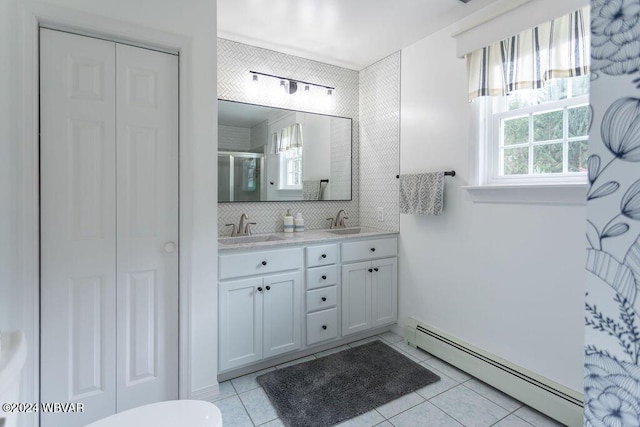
xmin=278 ymin=147 xmax=302 ymax=190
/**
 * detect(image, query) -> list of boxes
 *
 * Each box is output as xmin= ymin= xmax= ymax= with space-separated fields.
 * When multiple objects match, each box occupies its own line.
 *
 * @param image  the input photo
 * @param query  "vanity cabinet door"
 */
xmin=219 ymin=277 xmax=264 ymax=371
xmin=262 ymin=272 xmax=302 ymax=358
xmin=372 ymin=257 xmax=398 ymax=327
xmin=341 ymin=261 xmax=372 ymax=336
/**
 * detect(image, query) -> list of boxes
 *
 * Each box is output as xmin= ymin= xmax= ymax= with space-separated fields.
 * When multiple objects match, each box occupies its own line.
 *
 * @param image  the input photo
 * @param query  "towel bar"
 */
xmin=396 ymin=170 xmax=455 ymax=179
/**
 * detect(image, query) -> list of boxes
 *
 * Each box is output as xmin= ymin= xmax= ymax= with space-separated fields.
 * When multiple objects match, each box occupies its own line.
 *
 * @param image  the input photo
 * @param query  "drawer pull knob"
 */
xmin=261 ymin=261 xmax=267 ymax=266
xmin=322 ymin=325 xmax=327 ymax=330
xmin=370 ymin=247 xmax=376 ymax=252
xmin=266 ymin=285 xmax=271 ymax=291
xmin=257 ymin=287 xmax=263 ymax=292
xmin=321 ymin=254 xmax=327 ymax=258
xmin=322 ymin=275 xmax=327 ymax=280
xmin=368 ymin=268 xmax=373 ymax=273
xmin=374 ymin=268 xmax=379 ymax=272
xmin=321 ymin=297 xmax=327 ymax=302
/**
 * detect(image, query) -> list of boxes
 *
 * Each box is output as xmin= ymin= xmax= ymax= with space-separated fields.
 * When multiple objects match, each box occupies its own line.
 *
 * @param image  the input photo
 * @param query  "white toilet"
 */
xmin=0 ymin=330 xmax=220 ymax=427
xmin=0 ymin=330 xmax=27 ymax=427
xmin=86 ymin=400 xmax=223 ymax=427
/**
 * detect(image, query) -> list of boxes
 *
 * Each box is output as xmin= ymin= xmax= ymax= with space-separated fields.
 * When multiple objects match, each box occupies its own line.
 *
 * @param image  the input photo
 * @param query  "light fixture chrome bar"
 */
xmin=249 ymin=70 xmax=335 ymax=91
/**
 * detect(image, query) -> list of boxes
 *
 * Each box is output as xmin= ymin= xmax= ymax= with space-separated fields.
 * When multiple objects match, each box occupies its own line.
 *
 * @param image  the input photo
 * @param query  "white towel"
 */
xmin=303 ymin=180 xmax=321 ymax=200
xmin=399 ymin=172 xmax=444 ymax=215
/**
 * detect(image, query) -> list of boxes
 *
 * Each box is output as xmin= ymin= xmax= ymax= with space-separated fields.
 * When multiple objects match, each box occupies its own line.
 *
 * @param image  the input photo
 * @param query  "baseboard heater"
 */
xmin=405 ymin=318 xmax=583 ymax=426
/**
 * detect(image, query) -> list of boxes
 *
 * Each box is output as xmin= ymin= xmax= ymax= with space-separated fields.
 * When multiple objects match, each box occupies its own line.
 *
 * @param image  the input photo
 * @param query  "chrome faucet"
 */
xmin=226 ymin=213 xmax=256 ymax=236
xmin=326 ymin=209 xmax=348 ymax=229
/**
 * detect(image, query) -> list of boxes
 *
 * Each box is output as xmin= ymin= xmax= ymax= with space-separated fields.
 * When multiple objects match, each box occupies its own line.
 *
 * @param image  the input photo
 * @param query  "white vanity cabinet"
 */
xmin=218 ymin=232 xmax=398 ymax=375
xmin=219 ymin=248 xmax=303 ymax=372
xmin=341 ymin=237 xmax=398 ymax=336
xmin=305 ymin=244 xmax=339 ymax=345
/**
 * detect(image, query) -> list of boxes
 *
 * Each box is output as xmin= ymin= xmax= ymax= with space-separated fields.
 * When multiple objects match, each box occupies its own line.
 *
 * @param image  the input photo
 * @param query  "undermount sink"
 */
xmin=218 ymin=234 xmax=284 ymax=245
xmin=327 ymin=227 xmax=361 ymax=235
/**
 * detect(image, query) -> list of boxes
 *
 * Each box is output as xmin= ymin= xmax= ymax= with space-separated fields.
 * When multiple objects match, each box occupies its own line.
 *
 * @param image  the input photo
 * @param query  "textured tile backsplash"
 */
xmin=218 ymin=39 xmax=360 ymax=235
xmin=359 ymin=53 xmax=401 ymax=231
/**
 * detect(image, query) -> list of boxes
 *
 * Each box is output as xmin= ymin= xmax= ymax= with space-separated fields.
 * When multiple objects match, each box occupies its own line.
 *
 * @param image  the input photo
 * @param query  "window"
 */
xmin=278 ymin=147 xmax=302 ymax=190
xmin=486 ymin=75 xmax=589 ymax=183
xmin=465 ymin=7 xmax=590 ymax=188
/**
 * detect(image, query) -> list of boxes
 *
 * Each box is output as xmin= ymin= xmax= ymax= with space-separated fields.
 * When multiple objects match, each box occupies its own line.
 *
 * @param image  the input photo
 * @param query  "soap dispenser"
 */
xmin=284 ymin=209 xmax=294 ymax=233
xmin=294 ymin=212 xmax=304 ymax=232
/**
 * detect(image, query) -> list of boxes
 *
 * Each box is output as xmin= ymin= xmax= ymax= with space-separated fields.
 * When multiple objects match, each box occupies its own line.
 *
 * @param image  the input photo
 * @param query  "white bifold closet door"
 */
xmin=40 ymin=28 xmax=178 ymax=427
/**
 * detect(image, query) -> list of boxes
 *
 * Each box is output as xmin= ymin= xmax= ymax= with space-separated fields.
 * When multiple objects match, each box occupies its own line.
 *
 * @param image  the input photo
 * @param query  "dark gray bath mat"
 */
xmin=256 ymin=340 xmax=440 ymax=427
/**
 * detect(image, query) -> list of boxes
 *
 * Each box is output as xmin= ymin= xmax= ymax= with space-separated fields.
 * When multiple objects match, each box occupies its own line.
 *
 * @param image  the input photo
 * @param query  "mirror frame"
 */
xmin=217 ymin=98 xmax=353 ymax=202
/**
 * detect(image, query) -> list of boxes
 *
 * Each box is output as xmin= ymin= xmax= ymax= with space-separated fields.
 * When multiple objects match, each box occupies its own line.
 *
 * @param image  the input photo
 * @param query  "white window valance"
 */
xmin=466 ymin=7 xmax=590 ymax=101
xmin=271 ymin=123 xmax=303 ymax=154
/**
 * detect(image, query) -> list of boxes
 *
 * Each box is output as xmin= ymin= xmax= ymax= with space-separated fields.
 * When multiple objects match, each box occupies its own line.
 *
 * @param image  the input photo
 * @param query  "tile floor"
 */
xmin=211 ymin=331 xmax=565 ymax=427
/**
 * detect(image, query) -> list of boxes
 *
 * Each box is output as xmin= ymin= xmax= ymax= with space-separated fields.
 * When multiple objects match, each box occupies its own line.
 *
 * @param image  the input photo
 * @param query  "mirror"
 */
xmin=218 ymin=99 xmax=352 ymax=202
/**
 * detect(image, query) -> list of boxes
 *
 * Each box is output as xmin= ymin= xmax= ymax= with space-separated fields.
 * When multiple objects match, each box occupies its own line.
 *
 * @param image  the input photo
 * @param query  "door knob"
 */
xmin=164 ymin=242 xmax=176 ymax=253
xmin=322 ymin=325 xmax=327 ymax=330
xmin=266 ymin=286 xmax=271 ymax=291
xmin=322 ymin=275 xmax=327 ymax=280
xmin=374 ymin=268 xmax=379 ymax=272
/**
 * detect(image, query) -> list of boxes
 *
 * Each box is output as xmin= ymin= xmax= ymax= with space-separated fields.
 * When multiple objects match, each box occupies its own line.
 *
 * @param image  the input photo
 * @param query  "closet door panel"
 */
xmin=40 ymin=28 xmax=117 ymax=427
xmin=115 ymin=44 xmax=179 ymax=411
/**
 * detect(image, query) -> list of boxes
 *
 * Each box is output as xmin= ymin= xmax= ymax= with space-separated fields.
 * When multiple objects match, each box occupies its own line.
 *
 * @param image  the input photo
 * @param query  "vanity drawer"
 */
xmin=306 ymin=244 xmax=338 ymax=267
xmin=306 ymin=265 xmax=338 ymax=290
xmin=341 ymin=237 xmax=397 ymax=263
xmin=306 ymin=286 xmax=337 ymax=312
xmin=219 ymin=247 xmax=303 ymax=280
xmin=307 ymin=308 xmax=338 ymax=345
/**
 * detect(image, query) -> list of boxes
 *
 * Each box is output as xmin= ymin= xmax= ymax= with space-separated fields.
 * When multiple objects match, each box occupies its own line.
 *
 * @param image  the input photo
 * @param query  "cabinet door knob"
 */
xmin=322 ymin=325 xmax=327 ymax=330
xmin=265 ymin=285 xmax=271 ymax=291
xmin=374 ymin=268 xmax=379 ymax=272
xmin=261 ymin=260 xmax=267 ymax=266
xmin=321 ymin=254 xmax=327 ymax=258
xmin=257 ymin=287 xmax=263 ymax=292
xmin=370 ymin=247 xmax=376 ymax=252
xmin=321 ymin=297 xmax=327 ymax=302
xmin=368 ymin=268 xmax=373 ymax=273
xmin=164 ymin=242 xmax=176 ymax=253
xmin=322 ymin=275 xmax=327 ymax=280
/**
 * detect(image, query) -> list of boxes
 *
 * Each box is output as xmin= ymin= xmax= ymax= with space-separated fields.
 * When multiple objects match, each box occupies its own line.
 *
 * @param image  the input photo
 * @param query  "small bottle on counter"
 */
xmin=284 ymin=209 xmax=294 ymax=233
xmin=294 ymin=212 xmax=304 ymax=232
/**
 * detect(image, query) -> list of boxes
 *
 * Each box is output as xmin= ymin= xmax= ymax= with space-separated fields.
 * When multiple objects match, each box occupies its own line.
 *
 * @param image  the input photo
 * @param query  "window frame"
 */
xmin=277 ymin=148 xmax=302 ymax=191
xmin=482 ymin=92 xmax=589 ymax=186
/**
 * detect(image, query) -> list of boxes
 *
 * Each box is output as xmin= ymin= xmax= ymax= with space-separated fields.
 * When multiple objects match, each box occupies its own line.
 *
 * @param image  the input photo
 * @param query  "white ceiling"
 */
xmin=217 ymin=0 xmax=501 ymax=70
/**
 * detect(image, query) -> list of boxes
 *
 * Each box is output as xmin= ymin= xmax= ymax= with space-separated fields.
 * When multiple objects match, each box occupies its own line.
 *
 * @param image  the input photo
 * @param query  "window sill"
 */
xmin=462 ymin=183 xmax=587 ymax=205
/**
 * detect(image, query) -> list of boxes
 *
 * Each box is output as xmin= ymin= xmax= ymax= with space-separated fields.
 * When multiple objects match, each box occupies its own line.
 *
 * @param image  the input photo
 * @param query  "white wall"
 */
xmin=301 ymin=113 xmax=331 ymax=181
xmin=359 ymin=52 xmax=400 ymax=231
xmin=5 ymin=0 xmax=218 ymax=418
xmin=399 ymin=27 xmax=585 ymax=392
xmin=219 ymin=125 xmax=251 ymax=151
xmin=0 ymin=0 xmax=19 ymax=332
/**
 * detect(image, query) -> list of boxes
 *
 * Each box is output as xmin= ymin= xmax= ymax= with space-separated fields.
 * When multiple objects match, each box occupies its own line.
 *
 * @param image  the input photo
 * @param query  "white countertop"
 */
xmin=218 ymin=226 xmax=398 ymax=252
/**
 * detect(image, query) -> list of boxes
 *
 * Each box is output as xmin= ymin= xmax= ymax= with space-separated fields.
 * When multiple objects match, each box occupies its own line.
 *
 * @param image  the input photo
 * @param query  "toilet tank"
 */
xmin=0 ymin=330 xmax=27 ymax=427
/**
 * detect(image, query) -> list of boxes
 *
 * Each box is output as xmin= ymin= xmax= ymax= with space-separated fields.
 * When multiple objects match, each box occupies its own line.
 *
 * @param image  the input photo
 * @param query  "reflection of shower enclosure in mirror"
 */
xmin=218 ymin=152 xmax=265 ymax=202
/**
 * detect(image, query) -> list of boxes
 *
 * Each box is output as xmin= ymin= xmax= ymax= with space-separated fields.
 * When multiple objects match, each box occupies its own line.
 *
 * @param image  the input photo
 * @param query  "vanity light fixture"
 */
xmin=249 ymin=70 xmax=335 ymax=96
